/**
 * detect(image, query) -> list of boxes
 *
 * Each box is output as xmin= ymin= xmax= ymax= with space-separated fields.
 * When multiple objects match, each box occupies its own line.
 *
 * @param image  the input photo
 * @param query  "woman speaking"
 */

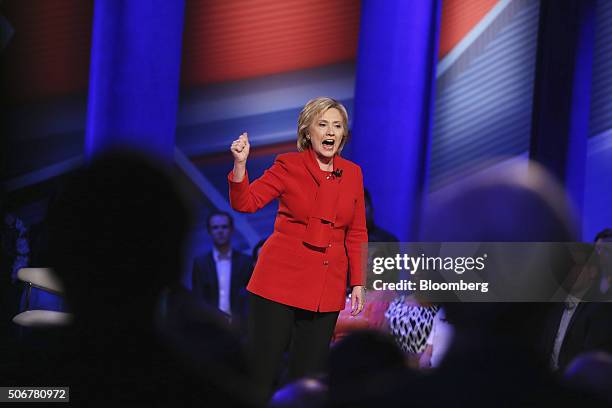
xmin=229 ymin=96 xmax=367 ymax=396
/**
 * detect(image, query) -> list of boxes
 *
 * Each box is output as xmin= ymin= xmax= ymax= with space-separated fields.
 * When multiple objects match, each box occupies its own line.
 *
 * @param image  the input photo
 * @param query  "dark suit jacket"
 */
xmin=541 ymin=289 xmax=612 ymax=371
xmin=191 ymin=250 xmax=253 ymax=326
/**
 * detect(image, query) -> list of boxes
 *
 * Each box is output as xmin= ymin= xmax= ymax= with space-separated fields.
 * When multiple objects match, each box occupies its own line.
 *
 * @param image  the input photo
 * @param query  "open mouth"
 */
xmin=322 ymin=139 xmax=335 ymax=149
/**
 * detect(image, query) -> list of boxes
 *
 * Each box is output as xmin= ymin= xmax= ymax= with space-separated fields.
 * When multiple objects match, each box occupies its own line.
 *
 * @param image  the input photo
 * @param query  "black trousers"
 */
xmin=247 ymin=293 xmax=339 ymax=397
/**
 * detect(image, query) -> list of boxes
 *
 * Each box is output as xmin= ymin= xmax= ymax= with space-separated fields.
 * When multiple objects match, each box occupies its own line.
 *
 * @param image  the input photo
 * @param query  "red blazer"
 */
xmin=228 ymin=149 xmax=367 ymax=312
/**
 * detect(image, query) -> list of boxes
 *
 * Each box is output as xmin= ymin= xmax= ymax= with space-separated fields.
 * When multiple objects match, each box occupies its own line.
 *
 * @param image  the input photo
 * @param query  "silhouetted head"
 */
xmin=564 ymin=351 xmax=612 ymax=404
xmin=48 ymin=151 xmax=192 ymax=325
xmin=423 ymin=161 xmax=577 ymax=243
xmin=270 ymin=377 xmax=328 ymax=408
xmin=422 ymin=161 xmax=577 ymax=338
xmin=328 ymin=330 xmax=408 ymax=407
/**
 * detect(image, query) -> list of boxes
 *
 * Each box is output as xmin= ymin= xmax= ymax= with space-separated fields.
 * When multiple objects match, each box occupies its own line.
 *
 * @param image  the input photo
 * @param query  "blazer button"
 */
xmin=328 ymin=243 xmax=332 ymax=248
xmin=323 ymin=260 xmax=329 ymax=265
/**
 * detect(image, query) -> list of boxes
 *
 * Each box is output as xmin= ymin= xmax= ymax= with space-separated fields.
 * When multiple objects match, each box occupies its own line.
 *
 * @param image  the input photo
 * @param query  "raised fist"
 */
xmin=230 ymin=132 xmax=250 ymax=163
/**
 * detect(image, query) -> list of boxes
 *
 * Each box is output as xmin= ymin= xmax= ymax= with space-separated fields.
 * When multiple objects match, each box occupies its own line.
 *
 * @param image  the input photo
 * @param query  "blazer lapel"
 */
xmin=557 ymin=301 xmax=587 ymax=369
xmin=563 ymin=301 xmax=585 ymax=342
xmin=302 ymin=149 xmax=342 ymax=248
xmin=563 ymin=284 xmax=602 ymax=350
xmin=207 ymin=252 xmax=219 ymax=307
xmin=302 ymin=149 xmax=321 ymax=186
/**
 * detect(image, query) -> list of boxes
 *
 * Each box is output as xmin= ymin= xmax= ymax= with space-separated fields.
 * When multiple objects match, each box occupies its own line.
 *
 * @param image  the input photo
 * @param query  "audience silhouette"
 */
xmin=36 ymin=151 xmax=261 ymax=407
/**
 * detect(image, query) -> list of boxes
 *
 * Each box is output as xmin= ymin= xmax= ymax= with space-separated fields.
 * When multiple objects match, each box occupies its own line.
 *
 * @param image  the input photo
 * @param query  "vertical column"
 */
xmin=529 ymin=0 xmax=596 ymax=236
xmin=85 ymin=0 xmax=186 ymax=162
xmin=350 ymin=0 xmax=441 ymax=241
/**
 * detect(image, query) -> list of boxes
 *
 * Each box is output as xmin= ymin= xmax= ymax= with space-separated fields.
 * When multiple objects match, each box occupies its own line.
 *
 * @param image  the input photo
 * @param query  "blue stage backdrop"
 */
xmin=430 ymin=0 xmax=539 ymax=191
xmin=583 ymin=0 xmax=612 ymax=240
xmin=85 ymin=0 xmax=185 ymax=161
xmin=4 ymin=0 xmax=612 ymax=274
xmin=351 ymin=0 xmax=441 ymax=241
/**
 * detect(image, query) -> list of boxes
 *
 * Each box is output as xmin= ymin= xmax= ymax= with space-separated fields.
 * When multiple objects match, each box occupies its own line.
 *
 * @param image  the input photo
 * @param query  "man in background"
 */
xmin=192 ymin=211 xmax=252 ymax=328
xmin=542 ymin=238 xmax=612 ymax=372
xmin=595 ymin=228 xmax=612 ymax=297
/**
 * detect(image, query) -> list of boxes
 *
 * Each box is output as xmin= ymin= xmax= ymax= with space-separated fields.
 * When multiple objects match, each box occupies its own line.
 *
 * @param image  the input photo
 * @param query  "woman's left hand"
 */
xmin=350 ymin=285 xmax=366 ymax=316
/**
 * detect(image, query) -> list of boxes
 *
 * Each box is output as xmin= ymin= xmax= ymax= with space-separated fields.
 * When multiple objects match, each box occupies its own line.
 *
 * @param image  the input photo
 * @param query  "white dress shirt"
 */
xmin=212 ymin=248 xmax=232 ymax=316
xmin=550 ymin=291 xmax=585 ymax=370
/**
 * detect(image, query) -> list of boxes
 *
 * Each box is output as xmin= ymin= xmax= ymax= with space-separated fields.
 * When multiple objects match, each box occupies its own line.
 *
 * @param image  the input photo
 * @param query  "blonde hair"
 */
xmin=296 ymin=97 xmax=350 ymax=152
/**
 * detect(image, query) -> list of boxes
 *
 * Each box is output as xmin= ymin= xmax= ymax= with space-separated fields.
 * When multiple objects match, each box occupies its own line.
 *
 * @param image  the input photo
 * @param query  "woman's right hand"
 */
xmin=231 ymin=132 xmax=250 ymax=163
